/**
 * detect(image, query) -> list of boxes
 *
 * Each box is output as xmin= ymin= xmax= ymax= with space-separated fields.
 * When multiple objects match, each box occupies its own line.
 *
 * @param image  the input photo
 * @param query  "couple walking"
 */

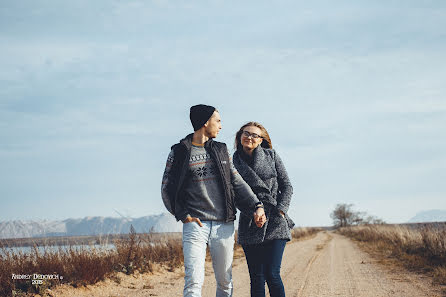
xmin=161 ymin=104 xmax=294 ymax=297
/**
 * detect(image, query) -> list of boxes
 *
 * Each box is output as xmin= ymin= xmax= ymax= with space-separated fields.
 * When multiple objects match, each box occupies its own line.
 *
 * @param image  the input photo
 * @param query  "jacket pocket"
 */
xmin=284 ymin=213 xmax=295 ymax=229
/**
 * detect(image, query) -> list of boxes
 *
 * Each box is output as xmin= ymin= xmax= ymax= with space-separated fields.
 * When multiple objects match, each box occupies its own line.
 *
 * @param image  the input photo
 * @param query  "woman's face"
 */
xmin=240 ymin=125 xmax=263 ymax=151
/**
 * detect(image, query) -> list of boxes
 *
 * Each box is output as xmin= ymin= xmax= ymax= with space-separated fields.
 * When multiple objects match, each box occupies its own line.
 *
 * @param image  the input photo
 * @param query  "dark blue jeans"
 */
xmin=242 ymin=239 xmax=287 ymax=297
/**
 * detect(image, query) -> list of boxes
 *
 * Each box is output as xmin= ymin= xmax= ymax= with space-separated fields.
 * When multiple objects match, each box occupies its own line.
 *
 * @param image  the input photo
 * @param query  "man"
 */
xmin=161 ymin=104 xmax=266 ymax=297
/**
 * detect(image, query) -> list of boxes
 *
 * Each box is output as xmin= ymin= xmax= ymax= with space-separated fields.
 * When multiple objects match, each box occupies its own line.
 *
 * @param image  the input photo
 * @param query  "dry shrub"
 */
xmin=433 ymin=267 xmax=446 ymax=286
xmin=115 ymin=225 xmax=141 ymax=274
xmin=0 ymin=248 xmax=14 ymax=297
xmin=291 ymin=227 xmax=323 ymax=240
xmin=63 ymin=247 xmax=115 ymax=286
xmin=115 ymin=230 xmax=183 ymax=274
xmin=339 ymin=223 xmax=446 ymax=284
xmin=420 ymin=226 xmax=446 ymax=265
xmin=1 ymin=244 xmax=115 ymax=296
xmin=1 ymin=228 xmax=184 ymax=297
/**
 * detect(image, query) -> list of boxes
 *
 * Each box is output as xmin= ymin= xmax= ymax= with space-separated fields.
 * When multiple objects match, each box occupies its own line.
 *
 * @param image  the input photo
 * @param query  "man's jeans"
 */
xmin=182 ymin=220 xmax=235 ymax=297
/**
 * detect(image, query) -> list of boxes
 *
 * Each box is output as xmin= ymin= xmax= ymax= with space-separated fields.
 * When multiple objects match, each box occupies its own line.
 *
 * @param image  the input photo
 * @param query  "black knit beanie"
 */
xmin=190 ymin=104 xmax=216 ymax=131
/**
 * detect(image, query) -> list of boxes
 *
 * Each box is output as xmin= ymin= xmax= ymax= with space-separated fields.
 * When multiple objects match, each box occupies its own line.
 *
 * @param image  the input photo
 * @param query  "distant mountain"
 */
xmin=0 ymin=213 xmax=182 ymax=239
xmin=0 ymin=219 xmax=66 ymax=239
xmin=408 ymin=210 xmax=446 ymax=223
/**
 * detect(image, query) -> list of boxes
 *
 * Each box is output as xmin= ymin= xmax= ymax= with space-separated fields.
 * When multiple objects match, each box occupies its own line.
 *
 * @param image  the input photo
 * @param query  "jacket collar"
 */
xmin=233 ymin=147 xmax=277 ymax=205
xmin=176 ymin=133 xmax=215 ymax=150
xmin=248 ymin=146 xmax=276 ymax=180
xmin=251 ymin=146 xmax=266 ymax=175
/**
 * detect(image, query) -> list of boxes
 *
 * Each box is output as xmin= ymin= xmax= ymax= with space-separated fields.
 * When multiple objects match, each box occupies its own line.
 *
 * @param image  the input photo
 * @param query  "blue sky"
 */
xmin=1 ymin=1 xmax=445 ymax=226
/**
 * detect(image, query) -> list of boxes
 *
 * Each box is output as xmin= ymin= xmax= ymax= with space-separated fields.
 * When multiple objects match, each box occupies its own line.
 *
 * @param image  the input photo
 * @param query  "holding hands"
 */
xmin=254 ymin=207 xmax=266 ymax=228
xmin=183 ymin=206 xmax=268 ymax=229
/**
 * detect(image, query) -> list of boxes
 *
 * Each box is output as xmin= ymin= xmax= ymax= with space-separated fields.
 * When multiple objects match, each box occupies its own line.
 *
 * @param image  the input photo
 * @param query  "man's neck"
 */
xmin=192 ymin=130 xmax=210 ymax=145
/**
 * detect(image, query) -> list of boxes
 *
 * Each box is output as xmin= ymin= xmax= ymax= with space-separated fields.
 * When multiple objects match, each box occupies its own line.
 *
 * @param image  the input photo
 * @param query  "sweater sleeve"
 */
xmin=274 ymin=151 xmax=293 ymax=213
xmin=161 ymin=149 xmax=175 ymax=216
xmin=229 ymin=152 xmax=260 ymax=214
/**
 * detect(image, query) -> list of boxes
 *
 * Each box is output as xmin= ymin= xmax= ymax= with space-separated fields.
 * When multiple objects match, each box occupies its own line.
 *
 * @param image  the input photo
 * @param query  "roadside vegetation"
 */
xmin=338 ymin=223 xmax=446 ymax=285
xmin=0 ymin=226 xmax=182 ymax=297
xmin=291 ymin=227 xmax=323 ymax=240
xmin=1 ymin=225 xmax=320 ymax=297
xmin=330 ymin=203 xmax=446 ymax=286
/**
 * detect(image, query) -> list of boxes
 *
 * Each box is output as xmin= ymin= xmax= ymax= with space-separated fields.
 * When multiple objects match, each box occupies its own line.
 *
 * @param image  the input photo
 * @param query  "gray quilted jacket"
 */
xmin=233 ymin=146 xmax=294 ymax=245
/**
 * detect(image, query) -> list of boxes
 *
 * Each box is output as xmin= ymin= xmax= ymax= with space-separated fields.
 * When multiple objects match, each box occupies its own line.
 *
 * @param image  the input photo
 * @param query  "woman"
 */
xmin=233 ymin=122 xmax=294 ymax=297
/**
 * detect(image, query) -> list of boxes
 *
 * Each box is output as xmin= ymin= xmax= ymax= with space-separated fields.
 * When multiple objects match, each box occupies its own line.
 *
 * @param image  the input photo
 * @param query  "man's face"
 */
xmin=204 ymin=111 xmax=222 ymax=138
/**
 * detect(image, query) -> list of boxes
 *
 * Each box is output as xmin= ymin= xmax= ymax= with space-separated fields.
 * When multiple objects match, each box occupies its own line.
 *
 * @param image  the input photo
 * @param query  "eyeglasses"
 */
xmin=242 ymin=131 xmax=262 ymax=139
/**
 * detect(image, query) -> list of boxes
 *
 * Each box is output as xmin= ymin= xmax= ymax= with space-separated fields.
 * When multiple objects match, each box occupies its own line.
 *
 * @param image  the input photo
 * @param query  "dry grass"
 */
xmin=114 ymin=228 xmax=183 ymax=274
xmin=1 ymin=226 xmax=322 ymax=296
xmin=291 ymin=227 xmax=323 ymax=241
xmin=338 ymin=223 xmax=446 ymax=285
xmin=0 ymin=245 xmax=116 ymax=297
xmin=0 ymin=230 xmax=183 ymax=297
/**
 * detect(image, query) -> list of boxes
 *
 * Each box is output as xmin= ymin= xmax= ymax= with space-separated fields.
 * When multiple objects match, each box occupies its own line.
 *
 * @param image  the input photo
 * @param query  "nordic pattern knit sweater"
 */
xmin=161 ymin=136 xmax=259 ymax=222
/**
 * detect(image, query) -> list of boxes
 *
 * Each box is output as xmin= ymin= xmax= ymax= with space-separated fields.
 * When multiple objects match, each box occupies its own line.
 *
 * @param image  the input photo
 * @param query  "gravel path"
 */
xmin=51 ymin=231 xmax=443 ymax=297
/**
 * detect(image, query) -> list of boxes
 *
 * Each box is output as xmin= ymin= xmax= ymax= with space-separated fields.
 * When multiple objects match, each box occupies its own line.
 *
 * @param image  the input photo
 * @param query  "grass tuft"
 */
xmin=338 ymin=223 xmax=446 ymax=285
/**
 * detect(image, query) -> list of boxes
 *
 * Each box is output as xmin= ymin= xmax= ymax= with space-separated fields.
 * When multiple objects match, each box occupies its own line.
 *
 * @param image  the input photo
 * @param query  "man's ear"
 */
xmin=203 ymin=120 xmax=209 ymax=128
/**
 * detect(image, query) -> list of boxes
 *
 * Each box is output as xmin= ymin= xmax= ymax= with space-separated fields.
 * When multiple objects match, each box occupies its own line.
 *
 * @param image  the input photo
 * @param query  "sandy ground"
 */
xmin=49 ymin=231 xmax=444 ymax=297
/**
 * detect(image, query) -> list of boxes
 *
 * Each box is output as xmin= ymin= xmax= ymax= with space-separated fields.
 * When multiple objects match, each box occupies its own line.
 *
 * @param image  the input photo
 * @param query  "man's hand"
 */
xmin=254 ymin=208 xmax=266 ymax=228
xmin=183 ymin=216 xmax=203 ymax=227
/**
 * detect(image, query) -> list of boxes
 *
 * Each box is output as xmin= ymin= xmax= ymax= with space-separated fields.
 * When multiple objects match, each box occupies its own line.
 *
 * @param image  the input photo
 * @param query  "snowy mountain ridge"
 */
xmin=0 ymin=213 xmax=182 ymax=239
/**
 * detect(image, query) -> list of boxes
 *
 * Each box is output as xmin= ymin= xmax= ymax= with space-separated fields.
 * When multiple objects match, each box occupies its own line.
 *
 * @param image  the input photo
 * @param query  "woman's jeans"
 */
xmin=242 ymin=239 xmax=287 ymax=297
xmin=182 ymin=220 xmax=235 ymax=297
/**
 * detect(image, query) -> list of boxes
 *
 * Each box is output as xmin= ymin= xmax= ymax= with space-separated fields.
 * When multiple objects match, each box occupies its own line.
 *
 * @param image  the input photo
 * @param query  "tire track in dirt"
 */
xmin=293 ymin=233 xmax=333 ymax=297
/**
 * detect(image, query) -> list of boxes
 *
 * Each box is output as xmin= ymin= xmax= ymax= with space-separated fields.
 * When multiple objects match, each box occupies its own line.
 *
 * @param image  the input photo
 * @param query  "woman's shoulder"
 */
xmin=260 ymin=148 xmax=287 ymax=164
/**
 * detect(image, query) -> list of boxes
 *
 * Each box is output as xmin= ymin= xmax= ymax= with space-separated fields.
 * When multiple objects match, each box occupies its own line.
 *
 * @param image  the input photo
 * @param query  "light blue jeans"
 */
xmin=182 ymin=220 xmax=235 ymax=297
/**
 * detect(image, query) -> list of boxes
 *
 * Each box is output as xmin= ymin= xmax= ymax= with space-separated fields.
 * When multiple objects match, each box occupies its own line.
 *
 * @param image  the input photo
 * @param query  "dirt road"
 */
xmin=53 ymin=231 xmax=443 ymax=297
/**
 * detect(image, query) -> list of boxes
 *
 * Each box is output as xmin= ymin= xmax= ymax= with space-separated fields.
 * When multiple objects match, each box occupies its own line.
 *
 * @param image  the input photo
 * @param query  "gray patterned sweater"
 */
xmin=233 ymin=146 xmax=294 ymax=245
xmin=161 ymin=142 xmax=259 ymax=222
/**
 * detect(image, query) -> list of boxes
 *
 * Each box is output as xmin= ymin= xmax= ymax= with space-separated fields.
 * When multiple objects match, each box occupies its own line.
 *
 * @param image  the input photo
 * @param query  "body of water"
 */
xmin=1 ymin=243 xmax=116 ymax=256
